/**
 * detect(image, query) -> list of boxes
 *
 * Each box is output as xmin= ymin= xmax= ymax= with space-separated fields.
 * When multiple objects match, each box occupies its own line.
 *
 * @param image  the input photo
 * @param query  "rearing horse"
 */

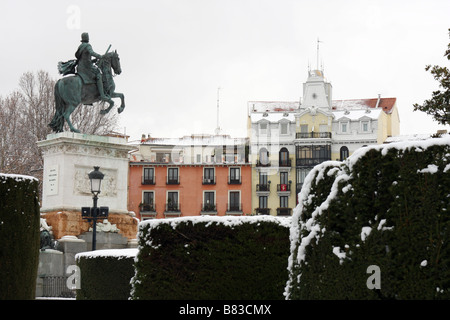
xmin=49 ymin=50 xmax=125 ymax=133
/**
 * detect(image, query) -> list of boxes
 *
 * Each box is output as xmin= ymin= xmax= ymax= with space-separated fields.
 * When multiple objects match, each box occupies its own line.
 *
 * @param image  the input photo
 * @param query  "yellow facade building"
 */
xmin=248 ymin=68 xmax=400 ymax=216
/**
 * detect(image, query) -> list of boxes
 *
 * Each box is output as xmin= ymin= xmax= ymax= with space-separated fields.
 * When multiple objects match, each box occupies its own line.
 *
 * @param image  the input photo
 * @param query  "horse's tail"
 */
xmin=48 ymin=80 xmax=65 ymax=133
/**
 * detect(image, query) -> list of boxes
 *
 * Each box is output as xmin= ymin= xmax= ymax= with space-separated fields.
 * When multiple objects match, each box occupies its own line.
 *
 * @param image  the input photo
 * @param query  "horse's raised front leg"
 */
xmin=111 ymin=92 xmax=125 ymax=113
xmin=100 ymin=98 xmax=115 ymax=115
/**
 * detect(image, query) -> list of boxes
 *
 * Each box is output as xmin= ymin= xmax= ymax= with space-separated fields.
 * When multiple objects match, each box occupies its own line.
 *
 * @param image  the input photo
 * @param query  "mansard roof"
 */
xmin=249 ymin=97 xmax=396 ymax=114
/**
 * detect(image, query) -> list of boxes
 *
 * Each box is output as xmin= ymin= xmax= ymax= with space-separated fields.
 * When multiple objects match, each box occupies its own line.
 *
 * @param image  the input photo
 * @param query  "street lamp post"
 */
xmin=81 ymin=166 xmax=108 ymax=251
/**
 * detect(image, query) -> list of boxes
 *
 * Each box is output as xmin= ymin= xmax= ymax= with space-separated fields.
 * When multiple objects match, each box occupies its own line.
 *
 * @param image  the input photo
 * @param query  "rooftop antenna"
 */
xmin=215 ymin=87 xmax=221 ymax=135
xmin=316 ymin=37 xmax=323 ymax=70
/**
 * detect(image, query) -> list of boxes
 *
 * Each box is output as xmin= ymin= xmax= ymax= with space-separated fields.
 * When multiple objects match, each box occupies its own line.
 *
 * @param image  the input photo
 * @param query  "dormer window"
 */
xmin=259 ymin=122 xmax=268 ymax=135
xmin=280 ymin=122 xmax=289 ymax=135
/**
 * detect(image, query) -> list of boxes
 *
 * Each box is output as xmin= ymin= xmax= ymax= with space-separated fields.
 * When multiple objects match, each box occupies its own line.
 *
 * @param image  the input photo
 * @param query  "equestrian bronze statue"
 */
xmin=49 ymin=32 xmax=125 ymax=133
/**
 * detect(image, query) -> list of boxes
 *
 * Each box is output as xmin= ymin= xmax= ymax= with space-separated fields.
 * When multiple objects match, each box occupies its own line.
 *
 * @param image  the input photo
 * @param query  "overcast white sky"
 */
xmin=1 ymin=0 xmax=449 ymax=140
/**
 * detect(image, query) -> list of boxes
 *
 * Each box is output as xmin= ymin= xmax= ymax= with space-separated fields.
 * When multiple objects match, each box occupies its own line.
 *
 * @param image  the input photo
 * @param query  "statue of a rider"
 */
xmin=75 ymin=32 xmax=109 ymax=101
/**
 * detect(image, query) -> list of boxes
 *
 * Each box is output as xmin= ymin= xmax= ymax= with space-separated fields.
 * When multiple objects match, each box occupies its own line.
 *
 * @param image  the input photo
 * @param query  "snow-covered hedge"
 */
xmin=285 ymin=135 xmax=450 ymax=299
xmin=75 ymin=249 xmax=138 ymax=300
xmin=131 ymin=215 xmax=291 ymax=300
xmin=0 ymin=173 xmax=40 ymax=299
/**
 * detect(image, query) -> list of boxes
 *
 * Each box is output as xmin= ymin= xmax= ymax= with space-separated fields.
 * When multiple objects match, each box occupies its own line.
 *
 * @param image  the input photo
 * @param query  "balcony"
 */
xmin=201 ymin=203 xmax=217 ymax=215
xmin=139 ymin=204 xmax=156 ymax=219
xmin=140 ymin=203 xmax=156 ymax=212
xmin=256 ymin=160 xmax=271 ymax=167
xmin=202 ymin=176 xmax=216 ymax=185
xmin=276 ymin=208 xmax=292 ymax=216
xmin=256 ymin=183 xmax=270 ymax=192
xmin=296 ymin=132 xmax=332 ymax=139
xmin=296 ymin=158 xmax=331 ymax=167
xmin=255 ymin=208 xmax=271 ymax=215
xmin=165 ymin=203 xmax=180 ymax=212
xmin=141 ymin=176 xmax=155 ymax=185
xmin=277 ymin=183 xmax=291 ymax=192
xmin=228 ymin=176 xmax=241 ymax=185
xmin=226 ymin=203 xmax=242 ymax=214
xmin=166 ymin=176 xmax=180 ymax=185
xmin=278 ymin=159 xmax=291 ymax=167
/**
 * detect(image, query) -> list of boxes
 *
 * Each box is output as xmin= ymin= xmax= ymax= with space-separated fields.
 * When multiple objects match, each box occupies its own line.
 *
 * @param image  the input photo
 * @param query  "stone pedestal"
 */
xmin=37 ymin=132 xmax=138 ymax=240
xmin=57 ymin=235 xmax=87 ymax=272
xmin=36 ymin=249 xmax=64 ymax=297
xmin=78 ymin=231 xmax=128 ymax=250
xmin=37 ymin=132 xmax=134 ymax=214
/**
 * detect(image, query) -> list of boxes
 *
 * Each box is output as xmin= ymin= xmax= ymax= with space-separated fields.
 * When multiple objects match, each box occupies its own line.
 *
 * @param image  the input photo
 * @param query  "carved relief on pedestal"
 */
xmin=73 ymin=165 xmax=117 ymax=197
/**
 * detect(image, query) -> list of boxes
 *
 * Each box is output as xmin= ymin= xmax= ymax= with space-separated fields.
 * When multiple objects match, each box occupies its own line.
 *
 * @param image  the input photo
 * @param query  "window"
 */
xmin=259 ymin=196 xmax=268 ymax=209
xmin=259 ymin=122 xmax=268 ymax=135
xmin=258 ymin=172 xmax=269 ymax=191
xmin=229 ymin=167 xmax=241 ymax=184
xmin=341 ymin=122 xmax=348 ymax=133
xmin=259 ymin=172 xmax=268 ymax=184
xmin=280 ymin=122 xmax=288 ymax=135
xmin=280 ymin=196 xmax=289 ymax=208
xmin=167 ymin=191 xmax=179 ymax=211
xmin=141 ymin=191 xmax=155 ymax=211
xmin=279 ymin=147 xmax=290 ymax=166
xmin=340 ymin=146 xmax=349 ymax=161
xmin=297 ymin=168 xmax=311 ymax=185
xmin=203 ymin=191 xmax=215 ymax=211
xmin=280 ymin=172 xmax=288 ymax=185
xmin=319 ymin=124 xmax=328 ymax=132
xmin=196 ymin=154 xmax=201 ymax=163
xmin=300 ymin=124 xmax=308 ymax=133
xmin=203 ymin=168 xmax=215 ymax=184
xmin=143 ymin=167 xmax=154 ymax=184
xmin=167 ymin=168 xmax=179 ymax=184
xmin=361 ymin=121 xmax=369 ymax=132
xmin=258 ymin=147 xmax=269 ymax=166
xmin=228 ymin=191 xmax=241 ymax=211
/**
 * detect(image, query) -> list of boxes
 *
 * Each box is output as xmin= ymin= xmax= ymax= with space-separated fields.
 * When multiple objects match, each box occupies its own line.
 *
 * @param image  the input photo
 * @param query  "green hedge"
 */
xmin=131 ymin=215 xmax=291 ymax=300
xmin=75 ymin=249 xmax=138 ymax=300
xmin=285 ymin=135 xmax=450 ymax=299
xmin=0 ymin=173 xmax=40 ymax=299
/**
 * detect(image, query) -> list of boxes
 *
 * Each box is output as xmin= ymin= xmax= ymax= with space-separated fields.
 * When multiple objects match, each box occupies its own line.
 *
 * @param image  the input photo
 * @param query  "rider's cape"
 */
xmin=57 ymin=59 xmax=77 ymax=76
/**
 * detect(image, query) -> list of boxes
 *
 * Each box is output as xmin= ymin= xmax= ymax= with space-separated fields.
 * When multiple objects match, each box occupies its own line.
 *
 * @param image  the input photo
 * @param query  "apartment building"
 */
xmin=248 ymin=68 xmax=400 ymax=214
xmin=128 ymin=134 xmax=251 ymax=220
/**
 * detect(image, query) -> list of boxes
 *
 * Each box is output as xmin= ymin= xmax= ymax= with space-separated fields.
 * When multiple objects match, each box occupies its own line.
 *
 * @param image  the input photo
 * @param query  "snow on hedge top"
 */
xmin=139 ymin=214 xmax=292 ymax=231
xmin=346 ymin=134 xmax=450 ymax=170
xmin=0 ymin=173 xmax=38 ymax=182
xmin=76 ymin=248 xmax=138 ymax=260
xmin=285 ymin=134 xmax=450 ymax=299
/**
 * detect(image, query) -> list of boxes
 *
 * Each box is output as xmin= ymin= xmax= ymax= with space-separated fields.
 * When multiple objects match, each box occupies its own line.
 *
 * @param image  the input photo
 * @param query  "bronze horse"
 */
xmin=49 ymin=50 xmax=124 ymax=133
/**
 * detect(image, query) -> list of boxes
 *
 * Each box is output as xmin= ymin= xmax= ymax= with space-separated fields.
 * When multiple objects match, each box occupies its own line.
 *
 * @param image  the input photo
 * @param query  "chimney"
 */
xmin=375 ymin=94 xmax=381 ymax=108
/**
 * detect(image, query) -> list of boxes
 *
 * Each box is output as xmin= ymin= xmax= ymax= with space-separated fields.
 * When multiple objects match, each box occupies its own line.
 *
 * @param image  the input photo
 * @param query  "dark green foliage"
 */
xmin=76 ymin=253 xmax=137 ymax=300
xmin=287 ymin=139 xmax=450 ymax=299
xmin=0 ymin=174 xmax=40 ymax=299
xmin=413 ymin=28 xmax=450 ymax=125
xmin=131 ymin=217 xmax=290 ymax=300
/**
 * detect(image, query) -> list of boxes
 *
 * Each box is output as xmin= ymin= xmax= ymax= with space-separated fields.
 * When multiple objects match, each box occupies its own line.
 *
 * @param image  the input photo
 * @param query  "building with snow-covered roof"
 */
xmin=128 ymin=133 xmax=251 ymax=220
xmin=248 ymin=68 xmax=400 ymax=215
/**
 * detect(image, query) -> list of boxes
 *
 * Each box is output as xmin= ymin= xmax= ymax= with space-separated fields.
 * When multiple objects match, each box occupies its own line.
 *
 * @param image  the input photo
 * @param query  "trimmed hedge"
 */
xmin=0 ymin=173 xmax=40 ymax=299
xmin=75 ymin=249 xmax=138 ymax=300
xmin=285 ymin=135 xmax=450 ymax=299
xmin=131 ymin=215 xmax=291 ymax=300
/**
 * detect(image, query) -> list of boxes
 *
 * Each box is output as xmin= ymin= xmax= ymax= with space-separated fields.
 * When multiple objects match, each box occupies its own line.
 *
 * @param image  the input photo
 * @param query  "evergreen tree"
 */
xmin=413 ymin=28 xmax=450 ymax=125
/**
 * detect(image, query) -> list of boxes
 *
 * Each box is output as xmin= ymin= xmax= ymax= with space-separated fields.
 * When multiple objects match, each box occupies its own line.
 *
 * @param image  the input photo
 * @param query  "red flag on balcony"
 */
xmin=281 ymin=184 xmax=287 ymax=191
